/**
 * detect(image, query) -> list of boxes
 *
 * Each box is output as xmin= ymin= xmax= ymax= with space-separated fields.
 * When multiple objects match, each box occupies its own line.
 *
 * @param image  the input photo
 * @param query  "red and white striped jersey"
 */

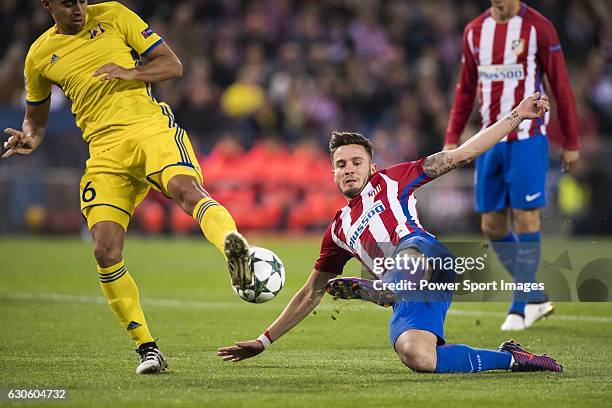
xmin=314 ymin=158 xmax=432 ymax=276
xmin=445 ymin=2 xmax=579 ymax=148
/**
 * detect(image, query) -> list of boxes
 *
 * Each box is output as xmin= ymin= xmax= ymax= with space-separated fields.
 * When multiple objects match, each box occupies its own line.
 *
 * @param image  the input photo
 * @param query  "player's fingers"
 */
xmin=4 ymin=135 xmax=21 ymax=150
xmin=93 ymin=63 xmax=114 ymax=77
xmin=13 ymin=147 xmax=32 ymax=155
xmin=561 ymin=157 xmax=572 ymax=172
xmin=2 ymin=149 xmax=16 ymax=159
xmin=219 ymin=345 xmax=242 ymax=352
xmin=4 ymin=128 xmax=22 ymax=137
xmin=221 ymin=354 xmax=236 ymax=361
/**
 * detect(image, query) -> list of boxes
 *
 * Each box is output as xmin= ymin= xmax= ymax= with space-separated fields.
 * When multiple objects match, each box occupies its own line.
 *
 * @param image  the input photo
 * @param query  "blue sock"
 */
xmin=435 ymin=344 xmax=512 ymax=373
xmin=491 ymin=231 xmax=524 ymax=315
xmin=516 ymin=231 xmax=547 ymax=304
xmin=491 ymin=231 xmax=518 ymax=275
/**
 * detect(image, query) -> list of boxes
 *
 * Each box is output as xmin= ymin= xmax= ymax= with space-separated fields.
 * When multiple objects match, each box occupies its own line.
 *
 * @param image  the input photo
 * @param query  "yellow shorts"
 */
xmin=80 ymin=124 xmax=202 ymax=231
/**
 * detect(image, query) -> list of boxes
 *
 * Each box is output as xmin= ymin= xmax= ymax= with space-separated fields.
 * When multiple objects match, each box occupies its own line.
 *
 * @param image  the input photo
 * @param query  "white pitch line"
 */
xmin=1 ymin=292 xmax=612 ymax=323
xmin=447 ymin=308 xmax=612 ymax=323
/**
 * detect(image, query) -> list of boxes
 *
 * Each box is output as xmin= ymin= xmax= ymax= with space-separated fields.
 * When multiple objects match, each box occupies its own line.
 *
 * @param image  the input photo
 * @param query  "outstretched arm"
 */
xmin=2 ymin=100 xmax=50 ymax=159
xmin=93 ymin=42 xmax=183 ymax=83
xmin=423 ymin=93 xmax=550 ymax=178
xmin=218 ymin=269 xmax=336 ymax=362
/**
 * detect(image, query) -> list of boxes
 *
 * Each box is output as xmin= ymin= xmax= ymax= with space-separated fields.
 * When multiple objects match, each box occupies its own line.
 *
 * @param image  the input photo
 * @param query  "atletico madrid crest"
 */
xmin=512 ymin=39 xmax=525 ymax=56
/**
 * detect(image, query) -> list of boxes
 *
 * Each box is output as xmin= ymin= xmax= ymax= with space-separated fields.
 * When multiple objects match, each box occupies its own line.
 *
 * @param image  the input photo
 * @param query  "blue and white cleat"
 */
xmin=325 ymin=277 xmax=396 ymax=307
xmin=498 ymin=339 xmax=563 ymax=372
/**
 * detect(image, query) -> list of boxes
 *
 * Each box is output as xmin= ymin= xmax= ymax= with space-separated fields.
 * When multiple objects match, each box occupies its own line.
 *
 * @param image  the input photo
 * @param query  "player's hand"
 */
xmin=217 ymin=340 xmax=265 ymax=362
xmin=560 ymin=149 xmax=579 ymax=173
xmin=93 ymin=63 xmax=136 ymax=81
xmin=516 ymin=92 xmax=550 ymax=120
xmin=2 ymin=128 xmax=37 ymax=158
xmin=442 ymin=144 xmax=457 ymax=151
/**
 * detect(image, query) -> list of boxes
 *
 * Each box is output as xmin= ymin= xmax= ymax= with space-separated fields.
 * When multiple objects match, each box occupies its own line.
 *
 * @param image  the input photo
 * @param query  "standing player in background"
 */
xmin=443 ymin=0 xmax=580 ymax=330
xmin=2 ymin=0 xmax=253 ymax=374
xmin=219 ymin=93 xmax=563 ymax=374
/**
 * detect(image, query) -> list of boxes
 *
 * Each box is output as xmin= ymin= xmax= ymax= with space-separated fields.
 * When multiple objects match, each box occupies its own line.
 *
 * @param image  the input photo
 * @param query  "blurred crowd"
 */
xmin=0 ymin=0 xmax=611 ymax=233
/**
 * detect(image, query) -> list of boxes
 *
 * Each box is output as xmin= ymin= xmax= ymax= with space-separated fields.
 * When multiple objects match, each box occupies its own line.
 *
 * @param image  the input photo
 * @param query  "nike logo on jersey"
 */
xmin=525 ymin=192 xmax=542 ymax=202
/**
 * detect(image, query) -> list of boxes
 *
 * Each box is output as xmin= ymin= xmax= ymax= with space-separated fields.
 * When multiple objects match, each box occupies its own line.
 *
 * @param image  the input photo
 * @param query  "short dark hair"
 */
xmin=328 ymin=131 xmax=373 ymax=161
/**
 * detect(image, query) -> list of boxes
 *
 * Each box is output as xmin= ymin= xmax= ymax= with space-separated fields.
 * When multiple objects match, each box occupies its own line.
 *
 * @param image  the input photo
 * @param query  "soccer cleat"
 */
xmin=498 ymin=339 xmax=563 ymax=372
xmin=135 ymin=344 xmax=167 ymax=374
xmin=325 ymin=277 xmax=396 ymax=307
xmin=524 ymin=301 xmax=555 ymax=328
xmin=500 ymin=313 xmax=526 ymax=331
xmin=224 ymin=231 xmax=252 ymax=290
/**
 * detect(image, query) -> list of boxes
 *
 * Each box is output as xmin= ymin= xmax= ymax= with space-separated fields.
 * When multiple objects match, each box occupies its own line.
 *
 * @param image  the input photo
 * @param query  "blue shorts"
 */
xmin=388 ymin=232 xmax=455 ymax=348
xmin=475 ymin=135 xmax=548 ymax=213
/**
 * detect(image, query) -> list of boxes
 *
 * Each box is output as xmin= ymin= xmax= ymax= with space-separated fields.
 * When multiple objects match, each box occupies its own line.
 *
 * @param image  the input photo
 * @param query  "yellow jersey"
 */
xmin=24 ymin=1 xmax=170 ymax=153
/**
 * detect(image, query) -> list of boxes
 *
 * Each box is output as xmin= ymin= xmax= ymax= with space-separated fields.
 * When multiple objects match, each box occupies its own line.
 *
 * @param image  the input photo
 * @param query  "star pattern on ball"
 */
xmin=266 ymin=256 xmax=284 ymax=274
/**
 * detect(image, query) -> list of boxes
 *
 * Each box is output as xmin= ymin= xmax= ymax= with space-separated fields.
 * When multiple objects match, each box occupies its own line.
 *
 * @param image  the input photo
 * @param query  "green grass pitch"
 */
xmin=1 ymin=236 xmax=611 ymax=407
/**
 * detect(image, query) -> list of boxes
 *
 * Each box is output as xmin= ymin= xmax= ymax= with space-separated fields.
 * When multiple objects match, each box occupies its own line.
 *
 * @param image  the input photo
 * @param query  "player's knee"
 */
xmin=396 ymin=343 xmax=435 ymax=372
xmin=167 ymin=176 xmax=209 ymax=213
xmin=93 ymin=240 xmax=122 ymax=267
xmin=512 ymin=209 xmax=540 ymax=233
xmin=481 ymin=217 xmax=508 ymax=240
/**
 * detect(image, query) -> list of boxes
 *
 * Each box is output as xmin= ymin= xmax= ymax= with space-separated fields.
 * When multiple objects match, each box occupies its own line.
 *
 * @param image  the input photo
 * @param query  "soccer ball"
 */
xmin=232 ymin=247 xmax=285 ymax=303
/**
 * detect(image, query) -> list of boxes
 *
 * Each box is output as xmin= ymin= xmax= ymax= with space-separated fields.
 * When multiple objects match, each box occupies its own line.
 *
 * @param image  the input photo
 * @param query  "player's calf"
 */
xmin=396 ymin=342 xmax=436 ymax=372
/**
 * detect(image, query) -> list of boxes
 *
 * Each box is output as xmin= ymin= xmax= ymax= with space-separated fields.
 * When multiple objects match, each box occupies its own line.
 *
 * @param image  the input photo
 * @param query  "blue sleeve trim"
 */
xmin=142 ymin=38 xmax=163 ymax=56
xmin=519 ymin=3 xmax=527 ymax=17
xmin=26 ymin=93 xmax=51 ymax=106
xmin=549 ymin=44 xmax=562 ymax=52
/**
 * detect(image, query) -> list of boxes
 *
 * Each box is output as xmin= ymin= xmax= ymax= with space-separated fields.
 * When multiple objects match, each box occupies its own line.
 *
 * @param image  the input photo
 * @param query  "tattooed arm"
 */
xmin=423 ymin=92 xmax=550 ymax=178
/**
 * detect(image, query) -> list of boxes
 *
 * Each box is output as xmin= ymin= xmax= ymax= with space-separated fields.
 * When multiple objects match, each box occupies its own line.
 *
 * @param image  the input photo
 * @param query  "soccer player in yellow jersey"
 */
xmin=2 ymin=0 xmax=253 ymax=374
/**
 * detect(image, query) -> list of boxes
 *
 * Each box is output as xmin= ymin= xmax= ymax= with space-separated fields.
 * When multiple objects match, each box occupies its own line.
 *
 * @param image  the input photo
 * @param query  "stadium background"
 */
xmin=1 ymin=0 xmax=611 ymax=236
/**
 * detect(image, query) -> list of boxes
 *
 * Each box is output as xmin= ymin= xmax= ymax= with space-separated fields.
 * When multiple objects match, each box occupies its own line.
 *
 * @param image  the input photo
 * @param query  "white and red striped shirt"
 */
xmin=314 ymin=158 xmax=431 ymax=275
xmin=445 ymin=3 xmax=579 ymax=148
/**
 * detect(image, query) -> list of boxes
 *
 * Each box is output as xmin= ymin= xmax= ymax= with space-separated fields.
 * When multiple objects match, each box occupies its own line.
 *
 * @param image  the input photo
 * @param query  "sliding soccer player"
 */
xmin=443 ymin=0 xmax=580 ymax=330
xmin=219 ymin=93 xmax=563 ymax=373
xmin=3 ymin=0 xmax=252 ymax=374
